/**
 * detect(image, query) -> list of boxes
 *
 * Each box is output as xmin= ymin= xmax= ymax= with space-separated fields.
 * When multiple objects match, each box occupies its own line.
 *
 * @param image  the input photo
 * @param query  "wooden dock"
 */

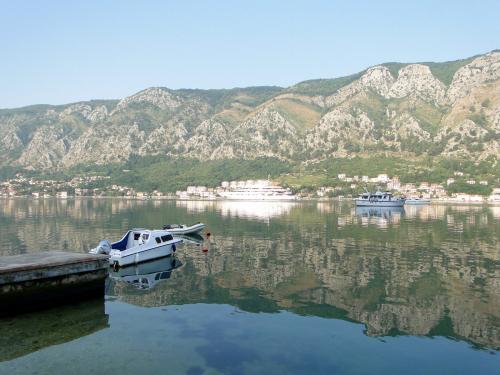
xmin=0 ymin=251 xmax=109 ymax=315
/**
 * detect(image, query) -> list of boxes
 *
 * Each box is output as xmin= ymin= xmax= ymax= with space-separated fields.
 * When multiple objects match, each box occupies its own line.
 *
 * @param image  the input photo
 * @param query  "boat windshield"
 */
xmin=161 ymin=234 xmax=174 ymax=242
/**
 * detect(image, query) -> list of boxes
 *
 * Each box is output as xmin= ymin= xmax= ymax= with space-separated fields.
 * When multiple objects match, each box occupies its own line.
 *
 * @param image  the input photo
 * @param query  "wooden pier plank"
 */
xmin=0 ymin=251 xmax=108 ymax=274
xmin=0 ymin=251 xmax=110 ymax=315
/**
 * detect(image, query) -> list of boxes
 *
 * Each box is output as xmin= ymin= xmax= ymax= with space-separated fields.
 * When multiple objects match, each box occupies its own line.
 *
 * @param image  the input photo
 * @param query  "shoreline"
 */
xmin=0 ymin=196 xmax=499 ymax=206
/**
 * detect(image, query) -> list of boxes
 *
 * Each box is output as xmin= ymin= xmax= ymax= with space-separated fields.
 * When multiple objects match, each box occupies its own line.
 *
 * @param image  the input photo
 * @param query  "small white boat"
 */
xmin=162 ymin=222 xmax=205 ymax=235
xmin=89 ymin=228 xmax=182 ymax=267
xmin=355 ymin=190 xmax=405 ymax=207
xmin=405 ymin=197 xmax=431 ymax=205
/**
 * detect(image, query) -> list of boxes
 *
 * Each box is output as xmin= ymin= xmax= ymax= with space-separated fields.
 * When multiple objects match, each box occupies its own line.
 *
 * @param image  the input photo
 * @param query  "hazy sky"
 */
xmin=1 ymin=0 xmax=499 ymax=108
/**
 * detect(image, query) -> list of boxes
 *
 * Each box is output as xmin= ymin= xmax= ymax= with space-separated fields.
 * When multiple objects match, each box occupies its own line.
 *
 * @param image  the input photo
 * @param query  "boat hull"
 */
xmin=355 ymin=199 xmax=405 ymax=207
xmin=109 ymin=240 xmax=181 ymax=267
xmin=405 ymin=200 xmax=431 ymax=205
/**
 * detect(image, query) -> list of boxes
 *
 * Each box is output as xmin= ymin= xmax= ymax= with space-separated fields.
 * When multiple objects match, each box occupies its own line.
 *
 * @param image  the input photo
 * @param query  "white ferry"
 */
xmin=218 ymin=180 xmax=297 ymax=201
xmin=355 ymin=190 xmax=405 ymax=207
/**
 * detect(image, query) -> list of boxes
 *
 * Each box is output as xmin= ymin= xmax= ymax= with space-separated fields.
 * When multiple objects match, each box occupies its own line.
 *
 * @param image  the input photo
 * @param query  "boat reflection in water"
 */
xmin=355 ymin=206 xmax=405 ymax=217
xmin=110 ymin=256 xmax=183 ymax=290
xmin=217 ymin=200 xmax=297 ymax=221
xmin=355 ymin=206 xmax=405 ymax=228
xmin=175 ymin=199 xmax=298 ymax=222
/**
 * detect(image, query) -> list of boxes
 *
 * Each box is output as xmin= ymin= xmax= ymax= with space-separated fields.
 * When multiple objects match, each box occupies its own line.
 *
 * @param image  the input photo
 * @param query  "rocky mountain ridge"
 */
xmin=0 ymin=51 xmax=498 ymax=170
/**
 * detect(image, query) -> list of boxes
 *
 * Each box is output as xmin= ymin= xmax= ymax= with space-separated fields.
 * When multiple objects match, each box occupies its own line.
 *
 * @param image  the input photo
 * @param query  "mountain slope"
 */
xmin=0 ymin=51 xmax=498 ymax=175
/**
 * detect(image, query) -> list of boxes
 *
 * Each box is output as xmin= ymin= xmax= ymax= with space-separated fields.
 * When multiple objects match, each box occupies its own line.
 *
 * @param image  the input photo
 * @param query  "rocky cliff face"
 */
xmin=0 ymin=51 xmax=498 ymax=169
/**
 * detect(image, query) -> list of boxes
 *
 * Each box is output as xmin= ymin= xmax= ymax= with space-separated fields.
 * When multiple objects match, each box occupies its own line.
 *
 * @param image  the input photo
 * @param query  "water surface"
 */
xmin=0 ymin=198 xmax=499 ymax=374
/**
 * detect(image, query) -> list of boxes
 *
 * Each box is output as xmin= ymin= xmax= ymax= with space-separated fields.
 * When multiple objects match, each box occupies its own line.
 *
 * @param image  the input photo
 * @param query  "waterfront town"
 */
xmin=0 ymin=172 xmax=499 ymax=203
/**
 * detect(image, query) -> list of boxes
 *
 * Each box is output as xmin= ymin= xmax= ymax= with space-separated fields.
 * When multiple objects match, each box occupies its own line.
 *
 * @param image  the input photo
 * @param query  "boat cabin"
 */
xmin=129 ymin=271 xmax=173 ymax=290
xmin=111 ymin=229 xmax=175 ymax=251
xmin=358 ymin=191 xmax=394 ymax=201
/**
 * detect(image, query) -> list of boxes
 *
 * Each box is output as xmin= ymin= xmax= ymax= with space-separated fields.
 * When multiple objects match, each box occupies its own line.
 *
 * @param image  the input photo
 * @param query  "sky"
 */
xmin=1 ymin=0 xmax=499 ymax=108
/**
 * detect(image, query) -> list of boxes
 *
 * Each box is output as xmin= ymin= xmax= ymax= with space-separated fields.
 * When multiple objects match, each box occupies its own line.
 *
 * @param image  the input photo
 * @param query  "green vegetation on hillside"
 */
xmin=382 ymin=55 xmax=478 ymax=85
xmin=317 ymin=156 xmax=410 ymax=177
xmin=288 ymin=72 xmax=364 ymax=96
xmin=0 ymin=100 xmax=119 ymax=114
xmin=4 ymin=153 xmax=498 ymax=196
xmin=0 ymin=166 xmax=20 ymax=180
xmin=287 ymin=53 xmax=481 ymax=96
xmin=381 ymin=62 xmax=408 ymax=78
xmin=67 ymin=156 xmax=293 ymax=192
xmin=423 ymin=56 xmax=477 ymax=86
xmin=270 ymin=98 xmax=323 ymax=132
xmin=175 ymin=86 xmax=284 ymax=111
xmin=280 ymin=155 xmax=498 ymax=195
xmin=446 ymin=181 xmax=492 ymax=196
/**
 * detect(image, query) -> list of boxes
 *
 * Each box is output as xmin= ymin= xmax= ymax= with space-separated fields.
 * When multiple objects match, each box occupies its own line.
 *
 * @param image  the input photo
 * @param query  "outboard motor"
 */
xmin=89 ymin=239 xmax=112 ymax=255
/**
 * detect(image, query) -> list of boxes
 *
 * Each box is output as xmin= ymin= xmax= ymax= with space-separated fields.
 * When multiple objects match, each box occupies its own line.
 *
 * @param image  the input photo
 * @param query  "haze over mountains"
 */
xmin=0 ymin=51 xmax=498 ymax=174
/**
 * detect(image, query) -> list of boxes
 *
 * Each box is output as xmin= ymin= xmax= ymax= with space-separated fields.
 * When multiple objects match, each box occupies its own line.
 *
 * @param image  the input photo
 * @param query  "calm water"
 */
xmin=0 ymin=198 xmax=499 ymax=374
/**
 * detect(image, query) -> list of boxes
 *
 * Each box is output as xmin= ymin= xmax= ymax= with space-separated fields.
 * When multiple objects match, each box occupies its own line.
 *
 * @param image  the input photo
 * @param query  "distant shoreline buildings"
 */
xmin=0 ymin=172 xmax=499 ymax=204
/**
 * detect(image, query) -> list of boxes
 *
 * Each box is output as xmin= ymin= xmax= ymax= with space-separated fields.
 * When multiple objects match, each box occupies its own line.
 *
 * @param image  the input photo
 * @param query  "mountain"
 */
xmin=0 ymin=51 xmax=498 ymax=189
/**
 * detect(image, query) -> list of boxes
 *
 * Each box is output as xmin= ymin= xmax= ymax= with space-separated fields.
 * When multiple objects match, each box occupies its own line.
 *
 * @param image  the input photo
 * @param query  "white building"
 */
xmin=196 ymin=186 xmax=208 ymax=193
xmin=454 ymin=194 xmax=483 ymax=202
xmin=418 ymin=182 xmax=430 ymax=191
xmin=401 ymin=183 xmax=417 ymax=194
xmin=316 ymin=187 xmax=334 ymax=197
xmin=377 ymin=174 xmax=389 ymax=183
xmin=488 ymin=188 xmax=500 ymax=202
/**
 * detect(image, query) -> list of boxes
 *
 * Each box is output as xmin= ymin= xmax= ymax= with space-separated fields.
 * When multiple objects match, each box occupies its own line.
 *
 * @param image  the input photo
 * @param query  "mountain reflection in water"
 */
xmin=1 ymin=198 xmax=499 ymax=353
